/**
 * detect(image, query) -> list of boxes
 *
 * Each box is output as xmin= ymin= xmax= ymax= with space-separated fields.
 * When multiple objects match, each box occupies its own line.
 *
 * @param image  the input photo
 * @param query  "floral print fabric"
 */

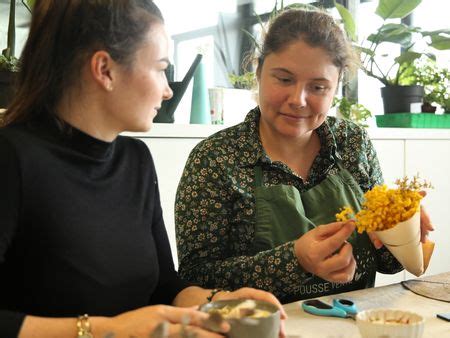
xmin=175 ymin=108 xmax=402 ymax=300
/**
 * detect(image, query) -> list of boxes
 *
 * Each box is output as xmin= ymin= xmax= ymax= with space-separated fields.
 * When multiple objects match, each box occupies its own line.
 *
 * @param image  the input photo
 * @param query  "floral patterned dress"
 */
xmin=175 ymin=108 xmax=402 ymax=302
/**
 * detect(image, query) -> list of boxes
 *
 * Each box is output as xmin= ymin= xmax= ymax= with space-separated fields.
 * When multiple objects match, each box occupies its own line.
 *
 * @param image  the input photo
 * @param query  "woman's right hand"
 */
xmin=294 ymin=220 xmax=356 ymax=283
xmin=109 ymin=305 xmax=229 ymax=338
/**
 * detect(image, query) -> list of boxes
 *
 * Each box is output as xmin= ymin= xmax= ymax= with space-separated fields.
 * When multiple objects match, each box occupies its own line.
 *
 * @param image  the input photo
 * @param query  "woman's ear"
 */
xmin=90 ymin=51 xmax=115 ymax=91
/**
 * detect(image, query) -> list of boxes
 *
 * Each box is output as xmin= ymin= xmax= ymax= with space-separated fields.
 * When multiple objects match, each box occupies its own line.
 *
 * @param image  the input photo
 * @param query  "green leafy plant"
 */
xmin=1 ymin=0 xmax=34 ymax=72
xmin=228 ymin=71 xmax=257 ymax=90
xmin=400 ymin=58 xmax=450 ymax=112
xmin=336 ymin=0 xmax=450 ymax=86
xmin=332 ymin=96 xmax=372 ymax=128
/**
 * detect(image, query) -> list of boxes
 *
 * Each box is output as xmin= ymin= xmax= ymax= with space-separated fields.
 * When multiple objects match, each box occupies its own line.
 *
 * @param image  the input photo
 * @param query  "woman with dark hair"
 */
xmin=175 ymin=8 xmax=433 ymax=304
xmin=0 ymin=1 xmax=285 ymax=337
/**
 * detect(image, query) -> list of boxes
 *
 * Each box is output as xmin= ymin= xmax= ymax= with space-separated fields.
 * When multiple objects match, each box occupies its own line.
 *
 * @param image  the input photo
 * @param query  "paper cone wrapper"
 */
xmin=422 ymin=240 xmax=435 ymax=272
xmin=374 ymin=209 xmax=424 ymax=276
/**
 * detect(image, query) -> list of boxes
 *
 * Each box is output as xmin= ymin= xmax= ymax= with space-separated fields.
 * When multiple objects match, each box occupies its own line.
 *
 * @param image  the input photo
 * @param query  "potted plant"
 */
xmin=400 ymin=58 xmax=449 ymax=113
xmin=336 ymin=0 xmax=450 ymax=114
xmin=0 ymin=0 xmax=34 ymax=108
xmin=228 ymin=71 xmax=257 ymax=90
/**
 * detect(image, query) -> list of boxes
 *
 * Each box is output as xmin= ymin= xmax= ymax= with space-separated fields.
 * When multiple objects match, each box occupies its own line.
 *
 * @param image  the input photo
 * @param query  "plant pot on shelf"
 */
xmin=381 ymin=85 xmax=424 ymax=114
xmin=0 ymin=70 xmax=17 ymax=109
xmin=421 ymin=102 xmax=437 ymax=113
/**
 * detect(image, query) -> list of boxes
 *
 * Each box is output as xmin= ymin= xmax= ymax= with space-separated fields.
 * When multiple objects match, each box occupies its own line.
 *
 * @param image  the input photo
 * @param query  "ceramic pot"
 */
xmin=381 ymin=85 xmax=424 ymax=114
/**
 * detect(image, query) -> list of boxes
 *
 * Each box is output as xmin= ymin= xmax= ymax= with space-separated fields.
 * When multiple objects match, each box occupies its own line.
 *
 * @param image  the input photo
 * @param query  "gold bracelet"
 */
xmin=77 ymin=314 xmax=94 ymax=338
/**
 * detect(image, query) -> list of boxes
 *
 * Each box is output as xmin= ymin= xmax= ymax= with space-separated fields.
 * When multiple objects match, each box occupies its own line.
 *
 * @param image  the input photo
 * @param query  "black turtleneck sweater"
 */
xmin=0 ymin=118 xmax=191 ymax=337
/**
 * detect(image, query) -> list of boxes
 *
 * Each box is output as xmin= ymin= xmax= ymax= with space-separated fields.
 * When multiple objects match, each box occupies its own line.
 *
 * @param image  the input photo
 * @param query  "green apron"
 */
xmin=253 ymin=162 xmax=376 ymax=302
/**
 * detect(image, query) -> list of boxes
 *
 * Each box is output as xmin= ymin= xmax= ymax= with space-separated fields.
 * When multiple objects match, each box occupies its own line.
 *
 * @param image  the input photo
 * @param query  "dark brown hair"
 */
xmin=256 ymin=8 xmax=358 ymax=79
xmin=2 ymin=0 xmax=164 ymax=126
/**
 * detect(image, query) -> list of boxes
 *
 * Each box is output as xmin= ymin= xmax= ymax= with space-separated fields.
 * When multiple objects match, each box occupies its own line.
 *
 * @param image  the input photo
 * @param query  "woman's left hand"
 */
xmin=418 ymin=191 xmax=434 ymax=243
xmin=213 ymin=287 xmax=287 ymax=338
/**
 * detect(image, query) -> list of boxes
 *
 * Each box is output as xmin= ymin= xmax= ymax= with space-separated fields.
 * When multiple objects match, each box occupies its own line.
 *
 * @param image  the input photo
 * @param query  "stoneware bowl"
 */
xmin=356 ymin=308 xmax=425 ymax=338
xmin=200 ymin=299 xmax=280 ymax=338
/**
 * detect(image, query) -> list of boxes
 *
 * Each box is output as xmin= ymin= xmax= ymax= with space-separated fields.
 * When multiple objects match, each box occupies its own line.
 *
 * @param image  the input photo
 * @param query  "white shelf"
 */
xmin=125 ymin=123 xmax=450 ymax=140
xmin=368 ymin=127 xmax=450 ymax=140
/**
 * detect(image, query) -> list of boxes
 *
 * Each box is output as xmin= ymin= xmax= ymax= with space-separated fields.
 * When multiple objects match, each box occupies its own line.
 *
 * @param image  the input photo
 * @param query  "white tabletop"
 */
xmin=284 ymin=272 xmax=450 ymax=338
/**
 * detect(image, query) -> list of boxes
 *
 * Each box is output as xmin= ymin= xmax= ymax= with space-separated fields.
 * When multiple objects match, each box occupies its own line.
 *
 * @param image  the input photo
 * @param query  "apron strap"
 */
xmin=254 ymin=166 xmax=263 ymax=187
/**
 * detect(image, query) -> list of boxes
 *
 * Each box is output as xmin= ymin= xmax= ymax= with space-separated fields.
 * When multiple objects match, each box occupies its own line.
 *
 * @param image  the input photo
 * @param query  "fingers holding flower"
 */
xmin=419 ymin=204 xmax=434 ymax=243
xmin=367 ymin=232 xmax=383 ymax=249
xmin=294 ymin=221 xmax=357 ymax=283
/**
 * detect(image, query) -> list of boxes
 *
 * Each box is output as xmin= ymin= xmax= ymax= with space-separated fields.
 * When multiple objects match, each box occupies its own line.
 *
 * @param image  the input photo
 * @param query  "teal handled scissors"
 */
xmin=301 ymin=298 xmax=358 ymax=319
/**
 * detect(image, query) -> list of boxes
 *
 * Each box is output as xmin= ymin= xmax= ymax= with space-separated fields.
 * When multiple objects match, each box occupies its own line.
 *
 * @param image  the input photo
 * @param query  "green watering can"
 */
xmin=154 ymin=54 xmax=203 ymax=123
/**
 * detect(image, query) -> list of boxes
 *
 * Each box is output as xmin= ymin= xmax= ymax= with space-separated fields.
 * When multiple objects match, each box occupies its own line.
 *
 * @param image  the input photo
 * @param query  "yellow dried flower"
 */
xmin=336 ymin=206 xmax=354 ymax=222
xmin=335 ymin=175 xmax=432 ymax=233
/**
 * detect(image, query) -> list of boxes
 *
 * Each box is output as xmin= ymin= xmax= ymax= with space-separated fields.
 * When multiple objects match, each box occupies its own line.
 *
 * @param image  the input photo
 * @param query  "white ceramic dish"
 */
xmin=356 ymin=308 xmax=425 ymax=338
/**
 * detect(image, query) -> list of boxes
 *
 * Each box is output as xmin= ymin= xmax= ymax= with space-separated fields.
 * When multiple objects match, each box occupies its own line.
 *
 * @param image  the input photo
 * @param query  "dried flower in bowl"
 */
xmin=200 ymin=299 xmax=280 ymax=338
xmin=206 ymin=299 xmax=272 ymax=319
xmin=356 ymin=309 xmax=425 ymax=338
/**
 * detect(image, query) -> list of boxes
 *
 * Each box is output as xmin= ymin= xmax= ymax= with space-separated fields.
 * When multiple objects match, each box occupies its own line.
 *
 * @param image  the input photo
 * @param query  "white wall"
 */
xmin=404 ymin=140 xmax=450 ymax=278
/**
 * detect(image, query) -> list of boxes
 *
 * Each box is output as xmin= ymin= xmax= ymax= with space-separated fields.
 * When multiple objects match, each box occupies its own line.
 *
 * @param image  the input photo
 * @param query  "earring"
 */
xmin=106 ymin=83 xmax=113 ymax=91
